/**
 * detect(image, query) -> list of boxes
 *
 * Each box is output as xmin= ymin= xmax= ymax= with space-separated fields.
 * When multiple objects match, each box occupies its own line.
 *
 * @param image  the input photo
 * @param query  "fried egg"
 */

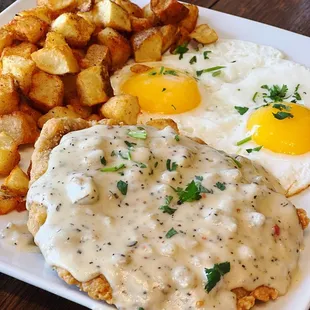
xmin=111 ymin=39 xmax=310 ymax=196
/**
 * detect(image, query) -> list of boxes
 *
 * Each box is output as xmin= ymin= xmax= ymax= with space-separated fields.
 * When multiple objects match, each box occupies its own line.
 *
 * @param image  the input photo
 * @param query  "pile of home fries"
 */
xmin=0 ymin=0 xmax=218 ymax=214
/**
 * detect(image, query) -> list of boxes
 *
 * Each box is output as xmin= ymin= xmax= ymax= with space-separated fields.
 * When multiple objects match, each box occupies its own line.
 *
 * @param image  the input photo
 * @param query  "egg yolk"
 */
xmin=247 ymin=103 xmax=310 ymax=155
xmin=121 ymin=67 xmax=201 ymax=114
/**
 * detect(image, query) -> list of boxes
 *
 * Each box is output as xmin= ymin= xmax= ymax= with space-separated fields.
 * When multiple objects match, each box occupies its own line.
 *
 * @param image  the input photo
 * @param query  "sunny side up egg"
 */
xmin=111 ymin=39 xmax=310 ymax=197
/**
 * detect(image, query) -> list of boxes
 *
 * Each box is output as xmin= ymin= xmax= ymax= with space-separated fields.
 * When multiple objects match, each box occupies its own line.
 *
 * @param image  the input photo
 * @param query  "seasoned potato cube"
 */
xmin=189 ymin=24 xmax=218 ymax=44
xmin=0 ymin=132 xmax=20 ymax=176
xmin=61 ymin=74 xmax=78 ymax=102
xmin=31 ymin=45 xmax=79 ymax=75
xmin=2 ymin=166 xmax=29 ymax=196
xmin=93 ymin=0 xmax=131 ymax=32
xmin=72 ymin=49 xmax=86 ymax=64
xmin=0 ymin=111 xmax=40 ymax=145
xmin=29 ymin=71 xmax=64 ymax=112
xmin=0 ymin=191 xmax=24 ymax=215
xmin=37 ymin=0 xmax=77 ymax=13
xmin=142 ymin=4 xmax=160 ymax=26
xmin=19 ymin=100 xmax=42 ymax=122
xmin=67 ymin=97 xmax=92 ymax=119
xmin=170 ymin=26 xmax=190 ymax=52
xmin=151 ymin=0 xmax=189 ymax=24
xmin=146 ymin=118 xmax=179 ymax=133
xmin=7 ymin=15 xmax=48 ymax=44
xmin=130 ymin=16 xmax=152 ymax=32
xmin=100 ymin=95 xmax=140 ymax=125
xmin=0 ymin=74 xmax=19 ymax=115
xmin=77 ymin=66 xmax=112 ymax=106
xmin=77 ymin=11 xmax=95 ymax=24
xmin=18 ymin=6 xmax=53 ymax=24
xmin=179 ymin=4 xmax=198 ymax=33
xmin=0 ymin=28 xmax=13 ymax=55
xmin=131 ymin=28 xmax=162 ymax=62
xmin=114 ymin=0 xmax=143 ymax=18
xmin=160 ymin=24 xmax=178 ymax=53
xmin=51 ymin=13 xmax=95 ymax=47
xmin=80 ymin=44 xmax=111 ymax=69
xmin=97 ymin=28 xmax=131 ymax=71
xmin=38 ymin=106 xmax=81 ymax=128
xmin=77 ymin=0 xmax=93 ymax=12
xmin=1 ymin=42 xmax=38 ymax=59
xmin=1 ymin=55 xmax=36 ymax=94
xmin=87 ymin=114 xmax=102 ymax=121
xmin=44 ymin=31 xmax=67 ymax=48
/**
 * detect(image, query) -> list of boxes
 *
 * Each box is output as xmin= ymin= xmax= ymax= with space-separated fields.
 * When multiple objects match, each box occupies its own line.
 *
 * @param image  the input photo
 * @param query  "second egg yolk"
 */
xmin=121 ymin=67 xmax=201 ymax=114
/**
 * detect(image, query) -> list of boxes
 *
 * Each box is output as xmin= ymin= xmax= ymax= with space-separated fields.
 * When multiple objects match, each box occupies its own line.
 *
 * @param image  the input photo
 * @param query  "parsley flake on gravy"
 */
xmin=166 ymin=227 xmax=178 ymax=238
xmin=215 ymin=182 xmax=226 ymax=191
xmin=190 ymin=56 xmax=197 ymax=64
xmin=204 ymin=262 xmax=231 ymax=293
xmin=127 ymin=128 xmax=147 ymax=140
xmin=175 ymin=134 xmax=180 ymax=142
xmin=196 ymin=66 xmax=226 ymax=76
xmin=101 ymin=163 xmax=126 ymax=172
xmin=273 ymin=111 xmax=294 ymax=120
xmin=174 ymin=44 xmax=189 ymax=60
xmin=100 ymin=156 xmax=107 ymax=166
xmin=166 ymin=159 xmax=178 ymax=171
xmin=124 ymin=140 xmax=137 ymax=150
xmin=234 ymin=106 xmax=249 ymax=115
xmin=246 ymin=146 xmax=263 ymax=153
xmin=117 ymin=180 xmax=128 ymax=195
xmin=160 ymin=196 xmax=177 ymax=215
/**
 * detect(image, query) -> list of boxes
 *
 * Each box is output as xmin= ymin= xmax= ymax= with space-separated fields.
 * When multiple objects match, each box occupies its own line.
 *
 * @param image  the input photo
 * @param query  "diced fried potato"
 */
xmin=0 ymin=28 xmax=13 ymax=55
xmin=19 ymin=100 xmax=42 ymax=122
xmin=0 ymin=74 xmax=19 ymax=115
xmin=67 ymin=97 xmax=92 ymax=119
xmin=2 ymin=166 xmax=29 ymax=196
xmin=1 ymin=55 xmax=36 ymax=94
xmin=297 ymin=208 xmax=310 ymax=230
xmin=143 ymin=4 xmax=160 ymax=26
xmin=0 ymin=111 xmax=40 ymax=145
xmin=77 ymin=0 xmax=93 ymax=12
xmin=250 ymin=286 xmax=278 ymax=302
xmin=146 ymin=118 xmax=179 ymax=133
xmin=44 ymin=31 xmax=67 ymax=48
xmin=1 ymin=42 xmax=38 ymax=60
xmin=7 ymin=16 xmax=48 ymax=44
xmin=189 ymin=24 xmax=218 ymax=44
xmin=130 ymin=16 xmax=152 ymax=32
xmin=131 ymin=28 xmax=162 ymax=62
xmin=97 ymin=27 xmax=131 ymax=71
xmin=87 ymin=114 xmax=102 ymax=121
xmin=18 ymin=6 xmax=53 ymax=24
xmin=31 ymin=43 xmax=79 ymax=75
xmin=93 ymin=0 xmax=131 ymax=32
xmin=114 ymin=0 xmax=143 ymax=18
xmin=130 ymin=64 xmax=151 ymax=73
xmin=80 ymin=44 xmax=111 ymax=69
xmin=61 ymin=74 xmax=78 ymax=102
xmin=151 ymin=0 xmax=189 ymax=24
xmin=179 ymin=4 xmax=198 ymax=33
xmin=77 ymin=66 xmax=112 ymax=106
xmin=237 ymin=296 xmax=255 ymax=310
xmin=160 ymin=24 xmax=178 ymax=53
xmin=0 ymin=132 xmax=20 ymax=176
xmin=170 ymin=26 xmax=190 ymax=52
xmin=38 ymin=106 xmax=81 ymax=128
xmin=29 ymin=71 xmax=64 ymax=112
xmin=51 ymin=13 xmax=95 ymax=47
xmin=77 ymin=11 xmax=95 ymax=24
xmin=72 ymin=48 xmax=86 ymax=64
xmin=100 ymin=94 xmax=140 ymax=125
xmin=0 ymin=190 xmax=25 ymax=215
xmin=37 ymin=0 xmax=77 ymax=13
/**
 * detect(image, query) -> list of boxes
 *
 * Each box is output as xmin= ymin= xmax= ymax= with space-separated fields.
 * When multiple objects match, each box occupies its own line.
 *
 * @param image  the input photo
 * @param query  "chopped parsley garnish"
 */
xmin=174 ymin=44 xmax=189 ymax=60
xmin=100 ymin=156 xmax=107 ymax=166
xmin=252 ymin=92 xmax=259 ymax=103
xmin=190 ymin=56 xmax=197 ymax=64
xmin=128 ymin=128 xmax=147 ymax=140
xmin=124 ymin=140 xmax=137 ymax=150
xmin=162 ymin=88 xmax=167 ymax=92
xmin=273 ymin=111 xmax=294 ymax=120
xmin=135 ymin=162 xmax=147 ymax=168
xmin=236 ymin=135 xmax=252 ymax=146
xmin=117 ymin=180 xmax=128 ymax=195
xmin=215 ymin=182 xmax=226 ymax=191
xmin=203 ymin=50 xmax=212 ymax=59
xmin=101 ymin=163 xmax=126 ymax=172
xmin=175 ymin=134 xmax=180 ymax=141
xmin=159 ymin=66 xmax=165 ymax=75
xmin=246 ymin=146 xmax=263 ymax=153
xmin=166 ymin=227 xmax=178 ymax=238
xmin=171 ymin=104 xmax=176 ymax=110
xmin=212 ymin=70 xmax=221 ymax=77
xmin=272 ymin=103 xmax=290 ymax=111
xmin=138 ymin=308 xmax=144 ymax=310
xmin=149 ymin=71 xmax=157 ymax=76
xmin=118 ymin=151 xmax=131 ymax=160
xmin=234 ymin=106 xmax=249 ymax=115
xmin=261 ymin=84 xmax=288 ymax=102
xmin=163 ymin=69 xmax=178 ymax=76
xmin=166 ymin=159 xmax=178 ymax=171
xmin=293 ymin=84 xmax=302 ymax=101
xmin=111 ymin=150 xmax=116 ymax=156
xmin=228 ymin=155 xmax=242 ymax=168
xmin=204 ymin=262 xmax=231 ymax=293
xmin=160 ymin=196 xmax=177 ymax=215
xmin=196 ymin=66 xmax=226 ymax=77
xmin=154 ymin=161 xmax=158 ymax=168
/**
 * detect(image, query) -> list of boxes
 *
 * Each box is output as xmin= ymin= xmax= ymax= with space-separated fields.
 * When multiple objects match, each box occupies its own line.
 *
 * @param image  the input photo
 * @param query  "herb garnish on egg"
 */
xmin=246 ymin=146 xmax=263 ymax=153
xmin=236 ymin=135 xmax=252 ymax=146
xmin=204 ymin=262 xmax=231 ymax=293
xmin=174 ymin=44 xmax=189 ymax=60
xmin=190 ymin=56 xmax=197 ymax=64
xmin=234 ymin=106 xmax=249 ymax=115
xmin=166 ymin=228 xmax=178 ymax=238
xmin=261 ymin=84 xmax=289 ymax=102
xmin=196 ymin=66 xmax=226 ymax=77
xmin=212 ymin=71 xmax=221 ymax=77
xmin=203 ymin=51 xmax=212 ymax=59
xmin=273 ymin=111 xmax=294 ymax=120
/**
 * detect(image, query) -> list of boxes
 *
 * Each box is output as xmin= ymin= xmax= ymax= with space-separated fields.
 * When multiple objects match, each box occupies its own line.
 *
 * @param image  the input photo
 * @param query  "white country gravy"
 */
xmin=26 ymin=125 xmax=303 ymax=310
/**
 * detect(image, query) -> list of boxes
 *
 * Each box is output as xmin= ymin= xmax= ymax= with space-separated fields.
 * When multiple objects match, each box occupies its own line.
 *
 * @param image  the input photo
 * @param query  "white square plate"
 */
xmin=1 ymin=1 xmax=310 ymax=309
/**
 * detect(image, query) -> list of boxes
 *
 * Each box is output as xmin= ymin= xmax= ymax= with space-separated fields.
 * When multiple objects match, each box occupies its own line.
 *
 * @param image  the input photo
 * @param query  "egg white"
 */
xmin=111 ymin=39 xmax=310 ymax=196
